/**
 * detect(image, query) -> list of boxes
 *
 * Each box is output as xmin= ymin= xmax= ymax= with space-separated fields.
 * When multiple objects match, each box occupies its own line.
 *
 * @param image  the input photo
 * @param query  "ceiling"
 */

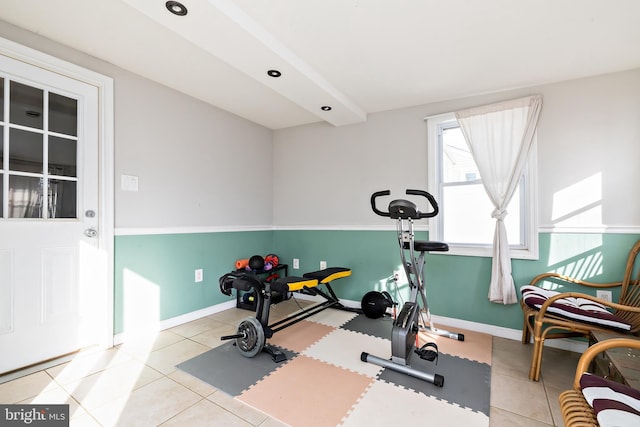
xmin=1 ymin=0 xmax=639 ymax=130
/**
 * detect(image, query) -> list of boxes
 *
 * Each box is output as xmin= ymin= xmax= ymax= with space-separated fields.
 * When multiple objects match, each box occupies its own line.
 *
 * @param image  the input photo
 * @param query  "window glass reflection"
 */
xmin=0 ymin=125 xmax=4 ymax=168
xmin=2 ymin=80 xmax=79 ymax=220
xmin=9 ymin=175 xmax=43 ymax=218
xmin=49 ymin=136 xmax=77 ymax=177
xmin=9 ymin=128 xmax=42 ymax=173
xmin=49 ymin=93 xmax=77 ymax=136
xmin=0 ymin=78 xmax=4 ymax=119
xmin=48 ymin=179 xmax=76 ymax=218
xmin=10 ymin=81 xmax=43 ymax=129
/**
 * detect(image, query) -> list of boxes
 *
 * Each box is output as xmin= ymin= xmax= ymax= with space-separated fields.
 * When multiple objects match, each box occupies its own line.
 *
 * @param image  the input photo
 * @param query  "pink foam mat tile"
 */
xmin=267 ymin=320 xmax=335 ymax=354
xmin=419 ymin=325 xmax=492 ymax=365
xmin=238 ymin=355 xmax=373 ymax=427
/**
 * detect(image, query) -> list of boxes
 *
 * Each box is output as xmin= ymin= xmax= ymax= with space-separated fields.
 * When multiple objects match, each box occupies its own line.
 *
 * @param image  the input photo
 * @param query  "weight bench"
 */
xmin=219 ymin=267 xmax=354 ymax=362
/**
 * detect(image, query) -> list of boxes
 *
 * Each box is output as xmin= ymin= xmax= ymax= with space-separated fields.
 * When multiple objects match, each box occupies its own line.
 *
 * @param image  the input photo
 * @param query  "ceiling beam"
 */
xmin=124 ymin=0 xmax=367 ymax=126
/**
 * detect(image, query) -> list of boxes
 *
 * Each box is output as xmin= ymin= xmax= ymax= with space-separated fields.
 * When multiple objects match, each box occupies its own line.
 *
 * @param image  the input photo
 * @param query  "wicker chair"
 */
xmin=559 ymin=337 xmax=640 ymax=426
xmin=521 ymin=240 xmax=640 ymax=381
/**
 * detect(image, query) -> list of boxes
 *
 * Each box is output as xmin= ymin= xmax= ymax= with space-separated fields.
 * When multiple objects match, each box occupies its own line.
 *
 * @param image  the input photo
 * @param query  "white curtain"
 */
xmin=455 ymin=95 xmax=542 ymax=304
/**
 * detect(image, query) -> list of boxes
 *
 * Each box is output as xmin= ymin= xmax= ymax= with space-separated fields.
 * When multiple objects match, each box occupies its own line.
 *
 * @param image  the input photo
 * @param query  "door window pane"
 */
xmin=9 ymin=128 xmax=42 ymax=173
xmin=1 ymin=78 xmax=79 ymax=220
xmin=9 ymin=175 xmax=43 ymax=218
xmin=49 ymin=93 xmax=77 ymax=136
xmin=49 ymin=136 xmax=77 ymax=177
xmin=10 ymin=81 xmax=43 ymax=129
xmin=0 ymin=77 xmax=4 ymax=119
xmin=0 ymin=125 xmax=4 ymax=167
xmin=48 ymin=179 xmax=76 ymax=218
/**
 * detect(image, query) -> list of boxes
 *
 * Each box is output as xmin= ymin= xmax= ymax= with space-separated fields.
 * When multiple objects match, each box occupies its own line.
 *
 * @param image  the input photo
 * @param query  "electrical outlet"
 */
xmin=596 ymin=290 xmax=612 ymax=303
xmin=293 ymin=258 xmax=299 ymax=269
xmin=320 ymin=261 xmax=327 ymax=270
xmin=195 ymin=268 xmax=203 ymax=283
xmin=393 ymin=268 xmax=407 ymax=285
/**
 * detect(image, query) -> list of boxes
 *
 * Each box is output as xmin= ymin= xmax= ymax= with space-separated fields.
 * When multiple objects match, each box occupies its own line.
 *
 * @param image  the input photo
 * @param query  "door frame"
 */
xmin=0 ymin=36 xmax=115 ymax=349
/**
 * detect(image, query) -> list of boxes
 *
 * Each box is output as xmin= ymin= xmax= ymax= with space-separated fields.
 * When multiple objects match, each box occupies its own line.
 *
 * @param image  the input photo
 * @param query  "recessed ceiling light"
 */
xmin=267 ymin=69 xmax=282 ymax=78
xmin=321 ymin=106 xmax=332 ymax=111
xmin=166 ymin=1 xmax=188 ymax=16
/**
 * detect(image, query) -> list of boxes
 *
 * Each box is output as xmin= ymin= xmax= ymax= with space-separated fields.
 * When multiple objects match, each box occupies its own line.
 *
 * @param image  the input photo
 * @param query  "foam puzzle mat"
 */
xmin=177 ymin=307 xmax=491 ymax=426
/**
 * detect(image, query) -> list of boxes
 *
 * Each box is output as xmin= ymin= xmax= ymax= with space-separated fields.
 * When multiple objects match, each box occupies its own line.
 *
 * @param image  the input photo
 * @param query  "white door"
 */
xmin=0 ymin=53 xmax=102 ymax=374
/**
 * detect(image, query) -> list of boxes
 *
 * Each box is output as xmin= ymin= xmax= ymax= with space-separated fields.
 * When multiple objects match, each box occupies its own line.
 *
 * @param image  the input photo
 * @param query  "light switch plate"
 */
xmin=121 ymin=174 xmax=139 ymax=192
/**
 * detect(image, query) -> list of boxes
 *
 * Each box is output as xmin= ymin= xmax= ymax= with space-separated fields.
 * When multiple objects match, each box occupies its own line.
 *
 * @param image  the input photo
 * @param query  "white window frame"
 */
xmin=427 ymin=112 xmax=538 ymax=260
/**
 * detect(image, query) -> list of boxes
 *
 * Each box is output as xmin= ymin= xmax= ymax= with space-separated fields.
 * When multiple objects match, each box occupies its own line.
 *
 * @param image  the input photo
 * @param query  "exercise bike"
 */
xmin=361 ymin=189 xmax=464 ymax=387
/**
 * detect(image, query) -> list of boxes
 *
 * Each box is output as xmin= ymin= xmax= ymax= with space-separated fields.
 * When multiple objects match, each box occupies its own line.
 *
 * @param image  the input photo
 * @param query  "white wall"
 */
xmin=114 ymin=73 xmax=273 ymax=228
xmin=0 ymin=21 xmax=274 ymax=230
xmin=273 ymin=69 xmax=640 ymax=231
xmin=3 ymin=19 xmax=639 ymax=232
xmin=538 ymin=70 xmax=640 ymax=231
xmin=272 ymin=107 xmax=430 ymax=228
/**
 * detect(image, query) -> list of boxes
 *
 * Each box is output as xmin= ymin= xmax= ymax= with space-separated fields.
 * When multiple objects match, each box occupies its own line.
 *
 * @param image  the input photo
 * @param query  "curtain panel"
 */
xmin=455 ymin=95 xmax=542 ymax=304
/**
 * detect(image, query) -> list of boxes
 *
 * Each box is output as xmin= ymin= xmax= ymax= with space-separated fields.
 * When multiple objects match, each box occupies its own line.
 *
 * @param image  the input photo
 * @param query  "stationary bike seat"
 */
xmin=403 ymin=240 xmax=449 ymax=252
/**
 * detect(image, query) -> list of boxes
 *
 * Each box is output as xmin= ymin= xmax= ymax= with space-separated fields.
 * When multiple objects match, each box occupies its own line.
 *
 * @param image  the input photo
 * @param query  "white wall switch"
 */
xmin=195 ymin=268 xmax=203 ymax=283
xmin=293 ymin=258 xmax=299 ymax=269
xmin=121 ymin=174 xmax=139 ymax=192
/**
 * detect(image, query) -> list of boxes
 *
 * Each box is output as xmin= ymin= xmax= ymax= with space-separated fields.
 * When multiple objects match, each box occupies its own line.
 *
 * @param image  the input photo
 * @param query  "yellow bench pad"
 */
xmin=303 ymin=267 xmax=352 ymax=284
xmin=274 ymin=276 xmax=319 ymax=292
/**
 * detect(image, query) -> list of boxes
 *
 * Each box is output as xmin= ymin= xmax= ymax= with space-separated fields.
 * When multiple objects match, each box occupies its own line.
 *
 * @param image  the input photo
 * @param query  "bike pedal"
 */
xmin=415 ymin=342 xmax=439 ymax=364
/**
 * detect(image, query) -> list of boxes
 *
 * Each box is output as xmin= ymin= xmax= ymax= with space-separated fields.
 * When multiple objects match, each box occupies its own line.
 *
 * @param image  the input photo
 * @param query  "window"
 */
xmin=427 ymin=112 xmax=538 ymax=259
xmin=0 ymin=77 xmax=78 ymax=219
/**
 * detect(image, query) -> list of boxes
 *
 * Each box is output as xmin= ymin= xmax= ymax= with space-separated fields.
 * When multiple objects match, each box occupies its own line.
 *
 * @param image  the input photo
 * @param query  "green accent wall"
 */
xmin=275 ymin=231 xmax=638 ymax=330
xmin=114 ymin=230 xmax=639 ymax=335
xmin=113 ymin=231 xmax=273 ymax=334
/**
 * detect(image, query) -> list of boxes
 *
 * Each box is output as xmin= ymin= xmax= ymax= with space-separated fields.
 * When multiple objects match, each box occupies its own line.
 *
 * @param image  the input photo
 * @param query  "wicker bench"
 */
xmin=520 ymin=239 xmax=640 ymax=381
xmin=559 ymin=338 xmax=640 ymax=426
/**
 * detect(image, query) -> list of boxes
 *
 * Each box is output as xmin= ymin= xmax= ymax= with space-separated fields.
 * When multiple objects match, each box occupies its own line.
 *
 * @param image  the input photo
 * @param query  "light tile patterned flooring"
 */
xmin=0 ymin=299 xmax=581 ymax=426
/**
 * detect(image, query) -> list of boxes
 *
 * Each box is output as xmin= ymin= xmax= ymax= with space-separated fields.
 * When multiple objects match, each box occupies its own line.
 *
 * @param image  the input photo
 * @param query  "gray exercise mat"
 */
xmin=176 ymin=342 xmax=298 ymax=396
xmin=341 ymin=313 xmax=394 ymax=339
xmin=342 ymin=313 xmax=490 ymax=415
xmin=378 ymin=351 xmax=491 ymax=415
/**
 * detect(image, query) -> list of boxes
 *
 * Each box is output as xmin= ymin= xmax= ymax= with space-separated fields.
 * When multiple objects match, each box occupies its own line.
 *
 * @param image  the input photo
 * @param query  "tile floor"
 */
xmin=0 ymin=299 xmax=581 ymax=426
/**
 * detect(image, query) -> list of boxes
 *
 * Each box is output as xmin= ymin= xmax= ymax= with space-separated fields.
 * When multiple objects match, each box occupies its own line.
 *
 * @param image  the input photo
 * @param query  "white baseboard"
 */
xmin=429 ymin=313 xmax=587 ymax=353
xmin=113 ymin=299 xmax=236 ymax=345
xmin=114 ymin=296 xmax=587 ymax=354
xmin=344 ymin=296 xmax=586 ymax=354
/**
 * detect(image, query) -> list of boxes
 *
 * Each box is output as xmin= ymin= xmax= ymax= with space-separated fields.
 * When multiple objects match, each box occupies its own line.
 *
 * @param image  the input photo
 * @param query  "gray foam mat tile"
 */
xmin=176 ymin=342 xmax=298 ymax=396
xmin=377 ymin=352 xmax=491 ymax=416
xmin=341 ymin=313 xmax=394 ymax=339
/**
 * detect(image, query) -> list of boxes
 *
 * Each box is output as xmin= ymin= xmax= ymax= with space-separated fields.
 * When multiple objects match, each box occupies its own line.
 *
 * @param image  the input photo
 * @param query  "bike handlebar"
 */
xmin=370 ymin=190 xmax=391 ymax=217
xmin=371 ymin=189 xmax=439 ymax=219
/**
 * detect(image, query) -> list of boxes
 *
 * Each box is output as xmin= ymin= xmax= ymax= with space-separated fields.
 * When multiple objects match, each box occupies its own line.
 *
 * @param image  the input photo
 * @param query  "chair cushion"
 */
xmin=520 ymin=285 xmax=631 ymax=331
xmin=580 ymin=373 xmax=640 ymax=427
